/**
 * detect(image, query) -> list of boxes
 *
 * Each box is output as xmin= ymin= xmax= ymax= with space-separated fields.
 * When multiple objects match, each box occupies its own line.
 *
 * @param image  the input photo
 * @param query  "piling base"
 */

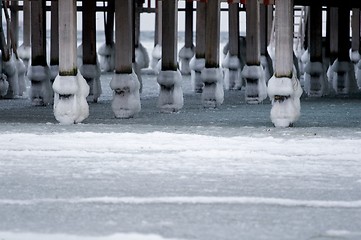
xmin=242 ymin=65 xmax=267 ymax=104
xmin=201 ymin=68 xmax=224 ymax=108
xmin=267 ymin=73 xmax=303 ymax=128
xmin=304 ymin=61 xmax=328 ymax=97
xmin=157 ymin=70 xmax=184 ymax=113
xmin=53 ymin=73 xmax=90 ymax=124
xmin=80 ymin=64 xmax=102 ymax=103
xmin=110 ymin=71 xmax=141 ymax=119
xmin=190 ymin=57 xmax=205 ymax=93
xmin=329 ymin=59 xmax=358 ymax=95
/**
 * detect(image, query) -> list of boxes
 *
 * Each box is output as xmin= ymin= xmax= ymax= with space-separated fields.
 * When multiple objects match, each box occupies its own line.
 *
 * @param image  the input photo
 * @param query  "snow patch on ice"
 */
xmin=323 ymin=229 xmax=361 ymax=238
xmin=201 ymin=68 xmax=224 ymax=108
xmin=1 ymin=196 xmax=361 ymax=208
xmin=190 ymin=57 xmax=205 ymax=93
xmin=53 ymin=73 xmax=90 ymax=124
xmin=110 ymin=71 xmax=141 ymax=118
xmin=157 ymin=70 xmax=184 ymax=112
xmin=0 ymin=232 xmax=181 ymax=240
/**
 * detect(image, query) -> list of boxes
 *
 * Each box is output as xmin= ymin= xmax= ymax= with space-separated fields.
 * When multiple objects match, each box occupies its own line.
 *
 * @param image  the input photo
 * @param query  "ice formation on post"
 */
xmin=268 ymin=71 xmax=303 ymax=127
xmin=110 ymin=71 xmax=141 ymax=118
xmin=2 ymin=57 xmax=19 ymax=98
xmin=77 ymin=44 xmax=102 ymax=103
xmin=295 ymin=47 xmax=306 ymax=83
xmin=242 ymin=65 xmax=267 ymax=104
xmin=15 ymin=57 xmax=27 ymax=96
xmin=304 ymin=61 xmax=328 ymax=97
xmin=133 ymin=62 xmax=143 ymax=93
xmin=222 ymin=53 xmax=242 ymax=90
xmin=17 ymin=44 xmax=31 ymax=68
xmin=157 ymin=70 xmax=184 ymax=112
xmin=0 ymin=74 xmax=9 ymax=97
xmin=299 ymin=50 xmax=310 ymax=86
xmin=50 ymin=64 xmax=59 ymax=83
xmin=190 ymin=57 xmax=205 ymax=93
xmin=201 ymin=68 xmax=224 ymax=108
xmin=98 ymin=42 xmax=115 ymax=72
xmin=328 ymin=59 xmax=358 ymax=95
xmin=150 ymin=44 xmax=162 ymax=73
xmin=179 ymin=46 xmax=195 ymax=75
xmin=53 ymin=73 xmax=90 ymax=124
xmin=135 ymin=43 xmax=150 ymax=70
xmin=357 ymin=59 xmax=361 ymax=89
xmin=260 ymin=55 xmax=273 ymax=84
xmin=350 ymin=50 xmax=361 ymax=89
xmin=80 ymin=64 xmax=102 ymax=103
xmin=27 ymin=65 xmax=53 ymax=105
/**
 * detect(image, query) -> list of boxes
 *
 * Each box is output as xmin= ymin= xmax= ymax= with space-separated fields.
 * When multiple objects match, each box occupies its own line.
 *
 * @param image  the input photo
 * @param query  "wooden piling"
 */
xmin=161 ymin=0 xmax=178 ymax=71
xmin=205 ymin=0 xmax=220 ymax=68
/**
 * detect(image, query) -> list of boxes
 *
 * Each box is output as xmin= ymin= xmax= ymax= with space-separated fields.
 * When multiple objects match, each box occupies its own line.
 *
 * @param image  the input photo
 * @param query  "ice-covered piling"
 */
xmin=53 ymin=0 xmax=89 ymax=124
xmin=190 ymin=57 xmax=205 ymax=93
xmin=27 ymin=0 xmax=53 ymax=105
xmin=157 ymin=0 xmax=184 ymax=112
xmin=110 ymin=0 xmax=141 ymax=118
xmin=329 ymin=7 xmax=358 ymax=95
xmin=243 ymin=0 xmax=267 ymax=104
xmin=304 ymin=61 xmax=327 ymax=97
xmin=80 ymin=64 xmax=101 ymax=103
xmin=80 ymin=0 xmax=102 ymax=103
xmin=135 ymin=43 xmax=150 ymax=70
xmin=151 ymin=0 xmax=163 ymax=73
xmin=201 ymin=68 xmax=224 ymax=108
xmin=110 ymin=72 xmax=141 ymax=118
xmin=2 ymin=57 xmax=19 ymax=98
xmin=178 ymin=1 xmax=195 ymax=75
xmin=242 ymin=65 xmax=267 ymax=104
xmin=201 ymin=0 xmax=223 ymax=108
xmin=223 ymin=3 xmax=242 ymax=91
xmin=351 ymin=9 xmax=361 ymax=88
xmin=268 ymin=0 xmax=302 ymax=127
xmin=304 ymin=5 xmax=328 ymax=97
xmin=50 ymin=0 xmax=59 ymax=83
xmin=190 ymin=1 xmax=206 ymax=93
xmin=0 ymin=55 xmax=9 ymax=97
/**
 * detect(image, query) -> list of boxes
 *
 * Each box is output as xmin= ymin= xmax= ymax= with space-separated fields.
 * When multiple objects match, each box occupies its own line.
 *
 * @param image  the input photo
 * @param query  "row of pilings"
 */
xmin=0 ymin=0 xmax=361 ymax=127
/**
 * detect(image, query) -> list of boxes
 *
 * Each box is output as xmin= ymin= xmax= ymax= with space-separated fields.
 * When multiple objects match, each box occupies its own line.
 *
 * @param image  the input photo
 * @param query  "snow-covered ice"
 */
xmin=1 ymin=31 xmax=361 ymax=240
xmin=1 ymin=70 xmax=361 ymax=240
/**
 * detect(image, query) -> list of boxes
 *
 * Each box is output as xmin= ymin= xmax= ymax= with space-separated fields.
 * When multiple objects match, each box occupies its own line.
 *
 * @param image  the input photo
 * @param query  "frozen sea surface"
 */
xmin=1 ymin=72 xmax=361 ymax=240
